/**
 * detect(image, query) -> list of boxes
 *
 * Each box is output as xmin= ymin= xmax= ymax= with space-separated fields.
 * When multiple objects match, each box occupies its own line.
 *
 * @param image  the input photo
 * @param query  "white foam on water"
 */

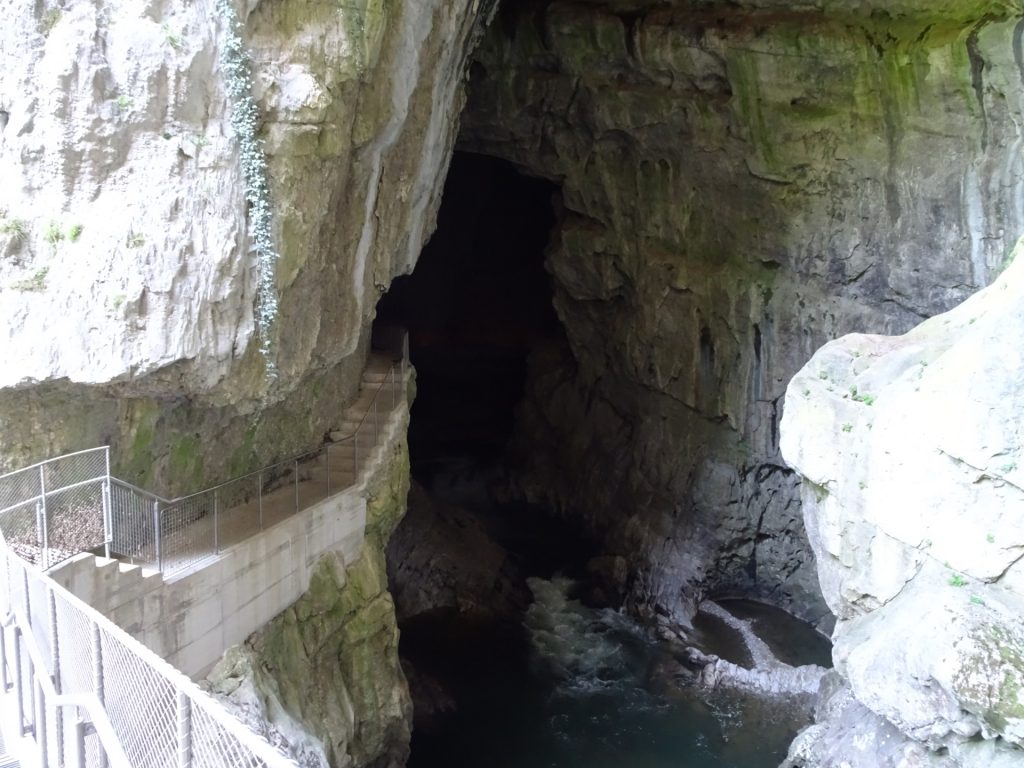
xmin=524 ymin=576 xmax=658 ymax=701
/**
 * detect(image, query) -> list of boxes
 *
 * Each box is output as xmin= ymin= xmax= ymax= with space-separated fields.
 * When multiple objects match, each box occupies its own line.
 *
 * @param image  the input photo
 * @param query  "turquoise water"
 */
xmin=404 ymin=578 xmax=818 ymax=768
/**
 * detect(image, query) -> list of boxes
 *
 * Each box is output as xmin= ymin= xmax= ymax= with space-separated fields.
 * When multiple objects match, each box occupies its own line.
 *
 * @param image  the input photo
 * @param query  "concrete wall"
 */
xmin=51 ymin=491 xmax=366 ymax=677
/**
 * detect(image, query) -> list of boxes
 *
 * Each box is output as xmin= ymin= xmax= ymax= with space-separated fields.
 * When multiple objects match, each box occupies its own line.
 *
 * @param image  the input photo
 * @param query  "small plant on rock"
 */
xmin=126 ymin=232 xmax=145 ymax=248
xmin=841 ymin=423 xmax=853 ymax=433
xmin=44 ymin=221 xmax=63 ymax=245
xmin=949 ymin=573 xmax=968 ymax=588
xmin=162 ymin=23 xmax=184 ymax=50
xmin=216 ymin=0 xmax=281 ymax=379
xmin=41 ymin=8 xmax=61 ymax=34
xmin=0 ymin=218 xmax=28 ymax=243
xmin=12 ymin=267 xmax=49 ymax=292
xmin=67 ymin=223 xmax=83 ymax=242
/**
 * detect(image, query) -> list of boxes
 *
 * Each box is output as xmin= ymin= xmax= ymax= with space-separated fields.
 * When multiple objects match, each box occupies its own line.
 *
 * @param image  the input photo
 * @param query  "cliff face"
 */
xmin=0 ymin=0 xmax=490 ymax=491
xmin=1 ymin=1 xmax=488 ymax=765
xmin=458 ymin=0 xmax=1024 ymax=628
xmin=779 ymin=241 xmax=1024 ymax=766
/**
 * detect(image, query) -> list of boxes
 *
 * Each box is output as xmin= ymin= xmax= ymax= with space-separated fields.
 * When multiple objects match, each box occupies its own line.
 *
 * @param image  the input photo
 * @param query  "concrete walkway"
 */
xmin=123 ymin=353 xmax=404 ymax=577
xmin=48 ymin=352 xmax=411 ymax=677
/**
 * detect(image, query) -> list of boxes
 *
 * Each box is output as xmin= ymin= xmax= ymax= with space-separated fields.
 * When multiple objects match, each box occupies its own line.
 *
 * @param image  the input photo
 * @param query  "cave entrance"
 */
xmin=374 ymin=153 xmax=828 ymax=768
xmin=375 ymin=151 xmax=562 ymax=484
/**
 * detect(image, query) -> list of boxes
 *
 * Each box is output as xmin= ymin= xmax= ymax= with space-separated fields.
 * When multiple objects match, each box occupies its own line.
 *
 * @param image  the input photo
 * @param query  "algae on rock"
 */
xmin=208 ymin=426 xmax=414 ymax=768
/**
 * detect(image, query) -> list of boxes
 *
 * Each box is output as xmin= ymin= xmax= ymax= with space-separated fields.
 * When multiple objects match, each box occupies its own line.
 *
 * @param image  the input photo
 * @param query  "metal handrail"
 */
xmin=0 ymin=446 xmax=112 ymax=478
xmin=0 ymin=525 xmax=298 ymax=768
xmin=162 ymin=352 xmax=405 ymax=507
xmin=2 ymin=609 xmax=133 ymax=767
xmin=108 ymin=476 xmax=170 ymax=505
xmin=0 ymin=337 xmax=409 ymax=576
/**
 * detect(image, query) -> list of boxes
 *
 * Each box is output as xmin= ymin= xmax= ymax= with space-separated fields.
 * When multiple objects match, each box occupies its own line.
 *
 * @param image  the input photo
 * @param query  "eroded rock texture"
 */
xmin=459 ymin=0 xmax=1024 ymax=628
xmin=780 ymin=243 xmax=1024 ymax=766
xmin=0 ymin=0 xmax=491 ymax=492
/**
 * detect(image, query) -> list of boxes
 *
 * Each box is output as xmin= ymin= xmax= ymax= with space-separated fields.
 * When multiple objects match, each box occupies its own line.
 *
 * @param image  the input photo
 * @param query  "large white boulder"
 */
xmin=781 ymin=239 xmax=1024 ymax=761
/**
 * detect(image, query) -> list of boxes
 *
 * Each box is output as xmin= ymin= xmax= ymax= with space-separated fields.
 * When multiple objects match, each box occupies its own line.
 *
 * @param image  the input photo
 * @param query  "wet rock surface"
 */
xmin=459 ymin=0 xmax=1024 ymax=630
xmin=686 ymin=601 xmax=828 ymax=697
xmin=386 ymin=481 xmax=531 ymax=622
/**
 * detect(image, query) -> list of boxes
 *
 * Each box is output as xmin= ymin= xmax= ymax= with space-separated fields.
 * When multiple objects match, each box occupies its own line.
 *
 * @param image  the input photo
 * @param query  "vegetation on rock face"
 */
xmin=0 ymin=217 xmax=28 ymax=244
xmin=215 ymin=0 xmax=280 ymax=381
xmin=238 ymin=439 xmax=413 ymax=766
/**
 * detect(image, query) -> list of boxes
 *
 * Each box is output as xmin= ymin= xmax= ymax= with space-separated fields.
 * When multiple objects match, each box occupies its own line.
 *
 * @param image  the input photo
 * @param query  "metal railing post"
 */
xmin=153 ymin=501 xmax=162 ymax=572
xmin=103 ymin=447 xmax=112 ymax=559
xmin=38 ymin=465 xmax=48 ymax=569
xmin=176 ymin=691 xmax=193 ymax=768
xmin=49 ymin=587 xmax=60 ymax=694
xmin=257 ymin=472 xmax=263 ymax=530
xmin=74 ymin=717 xmax=87 ymax=768
xmin=13 ymin=628 xmax=24 ymax=735
xmin=35 ymin=676 xmax=47 ymax=765
xmin=102 ymin=479 xmax=112 ymax=559
xmin=50 ymin=586 xmax=64 ymax=767
xmin=213 ymin=489 xmax=219 ymax=554
xmin=294 ymin=460 xmax=299 ymax=512
xmin=22 ymin=566 xmax=30 ymax=629
xmin=0 ymin=624 xmax=7 ymax=692
xmin=91 ymin=620 xmax=107 ymax=768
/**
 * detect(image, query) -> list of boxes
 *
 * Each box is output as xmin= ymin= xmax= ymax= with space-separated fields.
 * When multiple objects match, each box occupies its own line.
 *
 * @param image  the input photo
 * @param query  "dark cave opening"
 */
xmin=375 ymin=151 xmax=563 ymax=485
xmin=376 ymin=151 xmax=600 ymax=582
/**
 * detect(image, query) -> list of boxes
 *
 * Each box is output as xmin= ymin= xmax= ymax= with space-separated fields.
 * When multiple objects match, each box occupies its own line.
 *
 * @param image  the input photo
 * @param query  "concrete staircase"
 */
xmin=304 ymin=353 xmax=404 ymax=493
xmin=50 ymin=554 xmax=163 ymax=634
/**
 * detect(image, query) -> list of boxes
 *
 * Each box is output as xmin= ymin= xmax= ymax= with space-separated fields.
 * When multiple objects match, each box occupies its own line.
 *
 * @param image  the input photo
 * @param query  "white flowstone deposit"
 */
xmin=781 ymin=239 xmax=1024 ymax=765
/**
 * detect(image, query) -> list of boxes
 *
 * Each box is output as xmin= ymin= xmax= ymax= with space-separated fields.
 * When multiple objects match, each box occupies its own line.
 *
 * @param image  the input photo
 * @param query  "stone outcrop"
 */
xmin=458 ymin=0 xmax=1024 ymax=631
xmin=686 ymin=601 xmax=827 ymax=696
xmin=0 ymin=0 xmax=493 ymax=492
xmin=779 ymin=241 xmax=1024 ymax=766
xmin=386 ymin=481 xmax=530 ymax=622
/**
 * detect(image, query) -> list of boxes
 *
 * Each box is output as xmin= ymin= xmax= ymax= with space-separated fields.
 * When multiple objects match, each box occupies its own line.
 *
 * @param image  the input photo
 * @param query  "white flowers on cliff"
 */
xmin=216 ymin=0 xmax=279 ymax=380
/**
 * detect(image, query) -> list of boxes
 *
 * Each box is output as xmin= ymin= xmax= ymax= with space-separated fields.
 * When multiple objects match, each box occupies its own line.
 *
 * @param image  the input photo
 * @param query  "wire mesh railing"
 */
xmin=0 ymin=527 xmax=299 ymax=768
xmin=0 ymin=447 xmax=110 ymax=570
xmin=0 ymin=337 xmax=408 ymax=579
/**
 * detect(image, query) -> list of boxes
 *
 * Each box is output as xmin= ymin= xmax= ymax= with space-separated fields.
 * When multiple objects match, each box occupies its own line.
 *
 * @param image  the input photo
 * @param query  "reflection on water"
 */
xmin=405 ymin=577 xmax=818 ymax=768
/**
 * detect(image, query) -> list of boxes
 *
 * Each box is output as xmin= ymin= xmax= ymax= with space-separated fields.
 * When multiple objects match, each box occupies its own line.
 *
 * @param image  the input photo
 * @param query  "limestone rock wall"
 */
xmin=0 ymin=0 xmax=490 ymax=491
xmin=458 ymin=0 xmax=1024 ymax=627
xmin=779 ymin=239 xmax=1024 ymax=765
